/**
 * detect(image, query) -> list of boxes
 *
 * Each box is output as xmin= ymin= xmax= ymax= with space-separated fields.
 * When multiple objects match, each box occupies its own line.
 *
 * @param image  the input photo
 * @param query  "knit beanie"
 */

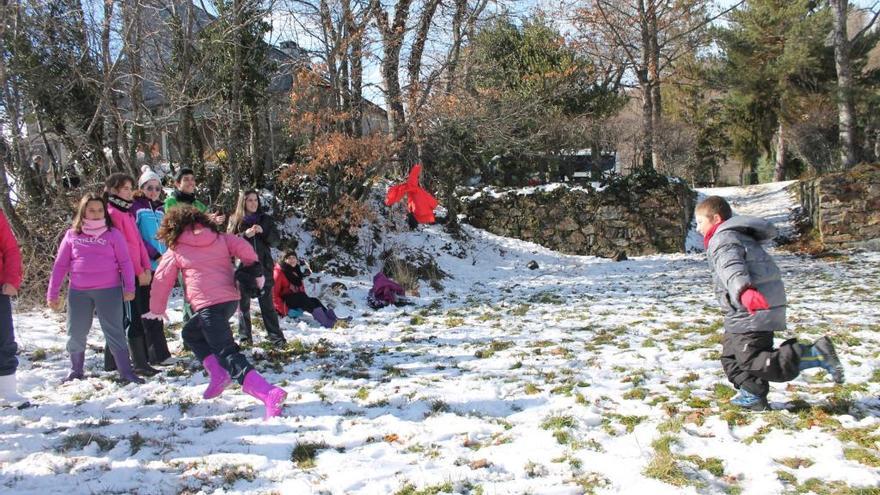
xmin=138 ymin=165 xmax=162 ymax=188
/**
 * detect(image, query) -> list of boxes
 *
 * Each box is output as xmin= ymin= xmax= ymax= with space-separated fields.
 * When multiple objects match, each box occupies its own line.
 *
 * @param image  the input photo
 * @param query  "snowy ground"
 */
xmin=2 ymin=181 xmax=880 ymax=494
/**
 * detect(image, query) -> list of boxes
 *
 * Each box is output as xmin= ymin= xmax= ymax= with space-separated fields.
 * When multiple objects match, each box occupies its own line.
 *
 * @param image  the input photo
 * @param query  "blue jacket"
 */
xmin=132 ymin=197 xmax=166 ymax=270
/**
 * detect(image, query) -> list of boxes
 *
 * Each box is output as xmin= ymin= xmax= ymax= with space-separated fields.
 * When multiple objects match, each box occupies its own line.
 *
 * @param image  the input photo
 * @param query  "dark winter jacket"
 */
xmin=233 ymin=212 xmax=279 ymax=289
xmin=706 ymin=215 xmax=787 ymax=334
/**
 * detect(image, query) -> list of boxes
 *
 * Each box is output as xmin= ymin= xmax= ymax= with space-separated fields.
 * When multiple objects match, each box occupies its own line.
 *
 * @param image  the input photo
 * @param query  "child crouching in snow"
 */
xmin=696 ymin=196 xmax=844 ymax=411
xmin=272 ymin=249 xmax=341 ymax=328
xmin=145 ymin=206 xmax=287 ymax=419
xmin=47 ymin=194 xmax=143 ymax=384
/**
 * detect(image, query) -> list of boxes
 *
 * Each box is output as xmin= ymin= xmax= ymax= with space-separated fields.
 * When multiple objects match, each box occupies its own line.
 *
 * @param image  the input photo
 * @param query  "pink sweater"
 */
xmin=47 ymin=228 xmax=136 ymax=301
xmin=108 ymin=204 xmax=151 ymax=276
xmin=150 ymin=226 xmax=258 ymax=313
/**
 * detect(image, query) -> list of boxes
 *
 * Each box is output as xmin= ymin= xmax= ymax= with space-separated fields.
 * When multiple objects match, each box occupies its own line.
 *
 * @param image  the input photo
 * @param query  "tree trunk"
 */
xmin=831 ymin=0 xmax=857 ymax=169
xmin=774 ymin=121 xmax=785 ymax=181
xmin=0 ymin=2 xmax=45 ymax=202
xmin=319 ymin=0 xmax=341 ymax=118
xmin=637 ymin=0 xmax=654 ymax=170
xmin=124 ymin=0 xmax=147 ymax=172
xmin=648 ymin=0 xmax=662 ymax=170
xmin=0 ymin=138 xmax=29 ymax=239
xmin=349 ymin=15 xmax=364 ymax=137
xmin=405 ymin=0 xmax=440 ymax=163
xmin=371 ymin=0 xmax=413 ymax=146
xmin=227 ymin=0 xmax=245 ymax=190
xmin=248 ymin=108 xmax=263 ymax=185
xmin=446 ymin=0 xmax=468 ymax=93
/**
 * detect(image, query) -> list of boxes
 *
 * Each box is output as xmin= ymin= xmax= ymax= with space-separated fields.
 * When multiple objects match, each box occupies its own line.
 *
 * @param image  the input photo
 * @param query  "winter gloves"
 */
xmin=740 ymin=288 xmax=770 ymax=315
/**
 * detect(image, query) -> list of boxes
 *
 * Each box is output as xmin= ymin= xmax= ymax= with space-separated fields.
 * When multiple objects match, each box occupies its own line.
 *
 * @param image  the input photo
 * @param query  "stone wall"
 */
xmin=460 ymin=174 xmax=696 ymax=258
xmin=798 ymin=163 xmax=880 ymax=251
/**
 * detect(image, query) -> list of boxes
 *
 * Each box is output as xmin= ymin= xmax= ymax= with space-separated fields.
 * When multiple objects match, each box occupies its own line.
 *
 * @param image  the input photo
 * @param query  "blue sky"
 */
xmin=267 ymin=0 xmax=877 ymax=108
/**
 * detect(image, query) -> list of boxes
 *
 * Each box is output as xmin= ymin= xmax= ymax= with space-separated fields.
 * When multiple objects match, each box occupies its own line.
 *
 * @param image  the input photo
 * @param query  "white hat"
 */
xmin=138 ymin=165 xmax=162 ymax=188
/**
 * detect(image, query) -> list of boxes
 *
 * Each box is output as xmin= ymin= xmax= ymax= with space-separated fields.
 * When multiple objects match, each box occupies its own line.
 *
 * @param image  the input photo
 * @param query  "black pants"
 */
xmin=0 ymin=295 xmax=17 ymax=376
xmin=283 ymin=293 xmax=325 ymax=314
xmin=721 ymin=331 xmax=801 ymax=397
xmin=182 ymin=301 xmax=253 ymax=384
xmin=134 ymin=283 xmax=172 ymax=363
xmin=238 ymin=289 xmax=285 ymax=345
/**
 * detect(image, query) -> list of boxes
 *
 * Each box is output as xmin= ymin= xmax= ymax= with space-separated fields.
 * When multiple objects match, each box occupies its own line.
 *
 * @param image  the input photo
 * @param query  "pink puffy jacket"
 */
xmin=108 ymin=204 xmax=151 ymax=276
xmin=150 ymin=225 xmax=258 ymax=313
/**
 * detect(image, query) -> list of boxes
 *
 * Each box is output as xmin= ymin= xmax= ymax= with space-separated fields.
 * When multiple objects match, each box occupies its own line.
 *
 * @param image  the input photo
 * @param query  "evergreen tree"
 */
xmin=716 ymin=0 xmax=834 ymax=182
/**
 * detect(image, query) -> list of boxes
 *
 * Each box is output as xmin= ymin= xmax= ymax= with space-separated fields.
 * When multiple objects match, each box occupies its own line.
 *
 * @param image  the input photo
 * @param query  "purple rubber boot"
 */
xmin=312 ymin=308 xmax=336 ymax=328
xmin=62 ymin=352 xmax=86 ymax=383
xmin=110 ymin=348 xmax=145 ymax=384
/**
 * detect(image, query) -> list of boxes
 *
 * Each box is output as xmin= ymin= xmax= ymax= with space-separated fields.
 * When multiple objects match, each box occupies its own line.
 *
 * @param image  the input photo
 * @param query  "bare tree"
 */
xmin=572 ymin=0 xmax=740 ymax=170
xmin=829 ymin=0 xmax=880 ymax=168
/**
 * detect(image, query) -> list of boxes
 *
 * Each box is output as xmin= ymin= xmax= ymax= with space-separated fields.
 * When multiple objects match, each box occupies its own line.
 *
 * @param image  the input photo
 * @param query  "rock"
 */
xmin=469 ymin=459 xmax=491 ymax=470
xmin=329 ymin=282 xmax=348 ymax=294
xmin=612 ymin=251 xmax=628 ymax=262
xmin=527 ymin=260 xmax=539 ymax=270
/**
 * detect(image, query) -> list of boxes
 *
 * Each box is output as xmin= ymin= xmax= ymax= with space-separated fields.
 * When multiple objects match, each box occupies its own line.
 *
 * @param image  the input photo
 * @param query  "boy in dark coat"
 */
xmin=696 ymin=196 xmax=844 ymax=411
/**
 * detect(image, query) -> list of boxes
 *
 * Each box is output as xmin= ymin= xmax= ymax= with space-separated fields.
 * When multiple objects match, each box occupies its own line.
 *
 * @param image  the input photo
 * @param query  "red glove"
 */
xmin=740 ymin=288 xmax=769 ymax=315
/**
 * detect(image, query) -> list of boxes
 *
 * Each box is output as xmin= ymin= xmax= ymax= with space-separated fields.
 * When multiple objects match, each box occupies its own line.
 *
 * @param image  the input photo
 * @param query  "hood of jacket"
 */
xmin=713 ymin=215 xmax=777 ymax=244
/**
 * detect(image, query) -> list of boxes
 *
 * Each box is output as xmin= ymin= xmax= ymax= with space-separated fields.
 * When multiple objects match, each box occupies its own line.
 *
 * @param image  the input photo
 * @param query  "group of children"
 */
xmin=1 ymin=166 xmax=341 ymax=418
xmin=0 ymin=176 xmax=850 ymax=417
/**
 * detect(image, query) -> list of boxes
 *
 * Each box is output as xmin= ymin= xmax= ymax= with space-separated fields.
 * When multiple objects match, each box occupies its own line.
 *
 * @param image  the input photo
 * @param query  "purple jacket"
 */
xmin=47 ymin=228 xmax=136 ymax=301
xmin=371 ymin=272 xmax=405 ymax=305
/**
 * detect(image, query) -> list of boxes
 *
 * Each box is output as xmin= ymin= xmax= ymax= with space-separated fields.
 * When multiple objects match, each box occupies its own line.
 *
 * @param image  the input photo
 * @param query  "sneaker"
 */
xmin=730 ymin=389 xmax=769 ymax=411
xmin=814 ymin=336 xmax=845 ymax=384
xmin=154 ymin=356 xmax=182 ymax=367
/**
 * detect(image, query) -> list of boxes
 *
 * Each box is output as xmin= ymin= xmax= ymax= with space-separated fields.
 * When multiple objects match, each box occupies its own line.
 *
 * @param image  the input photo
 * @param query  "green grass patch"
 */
xmin=291 ymin=441 xmax=330 ymax=469
xmin=643 ymin=435 xmax=689 ymax=486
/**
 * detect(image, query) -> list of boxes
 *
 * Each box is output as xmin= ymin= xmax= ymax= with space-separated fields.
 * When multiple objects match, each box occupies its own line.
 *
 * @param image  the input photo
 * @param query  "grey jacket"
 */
xmin=706 ymin=215 xmax=787 ymax=333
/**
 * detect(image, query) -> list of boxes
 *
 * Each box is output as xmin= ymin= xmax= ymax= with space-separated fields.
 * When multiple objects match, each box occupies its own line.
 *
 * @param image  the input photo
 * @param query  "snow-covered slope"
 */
xmin=2 ymin=181 xmax=879 ymax=494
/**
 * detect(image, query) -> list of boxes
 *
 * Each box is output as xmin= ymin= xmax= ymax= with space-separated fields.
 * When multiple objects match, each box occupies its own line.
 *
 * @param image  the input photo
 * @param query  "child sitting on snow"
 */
xmin=272 ymin=249 xmax=340 ymax=328
xmin=145 ymin=206 xmax=287 ymax=419
xmin=696 ymin=196 xmax=844 ymax=411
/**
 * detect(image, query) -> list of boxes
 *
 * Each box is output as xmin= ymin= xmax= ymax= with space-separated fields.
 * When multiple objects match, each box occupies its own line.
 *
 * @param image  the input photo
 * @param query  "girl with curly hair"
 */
xmin=145 ymin=206 xmax=287 ymax=419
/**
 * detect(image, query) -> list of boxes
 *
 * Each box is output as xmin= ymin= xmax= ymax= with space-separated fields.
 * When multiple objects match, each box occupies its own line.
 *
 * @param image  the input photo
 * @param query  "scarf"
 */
xmin=243 ymin=212 xmax=260 ymax=226
xmin=173 ymin=189 xmax=196 ymax=204
xmin=107 ymin=194 xmax=132 ymax=212
xmin=82 ymin=218 xmax=108 ymax=238
xmin=281 ymin=261 xmax=304 ymax=287
xmin=703 ymin=221 xmax=723 ymax=249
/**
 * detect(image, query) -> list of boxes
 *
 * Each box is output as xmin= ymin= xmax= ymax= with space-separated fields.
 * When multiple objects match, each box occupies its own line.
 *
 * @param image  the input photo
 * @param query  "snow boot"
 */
xmin=129 ymin=336 xmax=160 ymax=376
xmin=799 ymin=336 xmax=845 ymax=384
xmin=242 ymin=370 xmax=287 ymax=419
xmin=0 ymin=374 xmax=30 ymax=409
xmin=312 ymin=308 xmax=335 ymax=329
xmin=62 ymin=351 xmax=86 ymax=383
xmin=202 ymin=354 xmax=232 ymax=399
xmin=103 ymin=345 xmax=117 ymax=372
xmin=730 ymin=389 xmax=768 ymax=411
xmin=109 ymin=348 xmax=145 ymax=384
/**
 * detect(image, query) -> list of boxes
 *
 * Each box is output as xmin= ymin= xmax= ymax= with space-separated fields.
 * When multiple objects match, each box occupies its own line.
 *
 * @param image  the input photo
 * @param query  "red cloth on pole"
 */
xmin=385 ymin=164 xmax=438 ymax=224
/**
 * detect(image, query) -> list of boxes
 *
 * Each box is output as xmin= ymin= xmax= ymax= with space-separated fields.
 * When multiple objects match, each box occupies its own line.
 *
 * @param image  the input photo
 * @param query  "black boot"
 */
xmin=128 ymin=336 xmax=160 ymax=376
xmin=143 ymin=318 xmax=172 ymax=365
xmin=263 ymin=310 xmax=286 ymax=346
xmin=103 ymin=345 xmax=117 ymax=372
